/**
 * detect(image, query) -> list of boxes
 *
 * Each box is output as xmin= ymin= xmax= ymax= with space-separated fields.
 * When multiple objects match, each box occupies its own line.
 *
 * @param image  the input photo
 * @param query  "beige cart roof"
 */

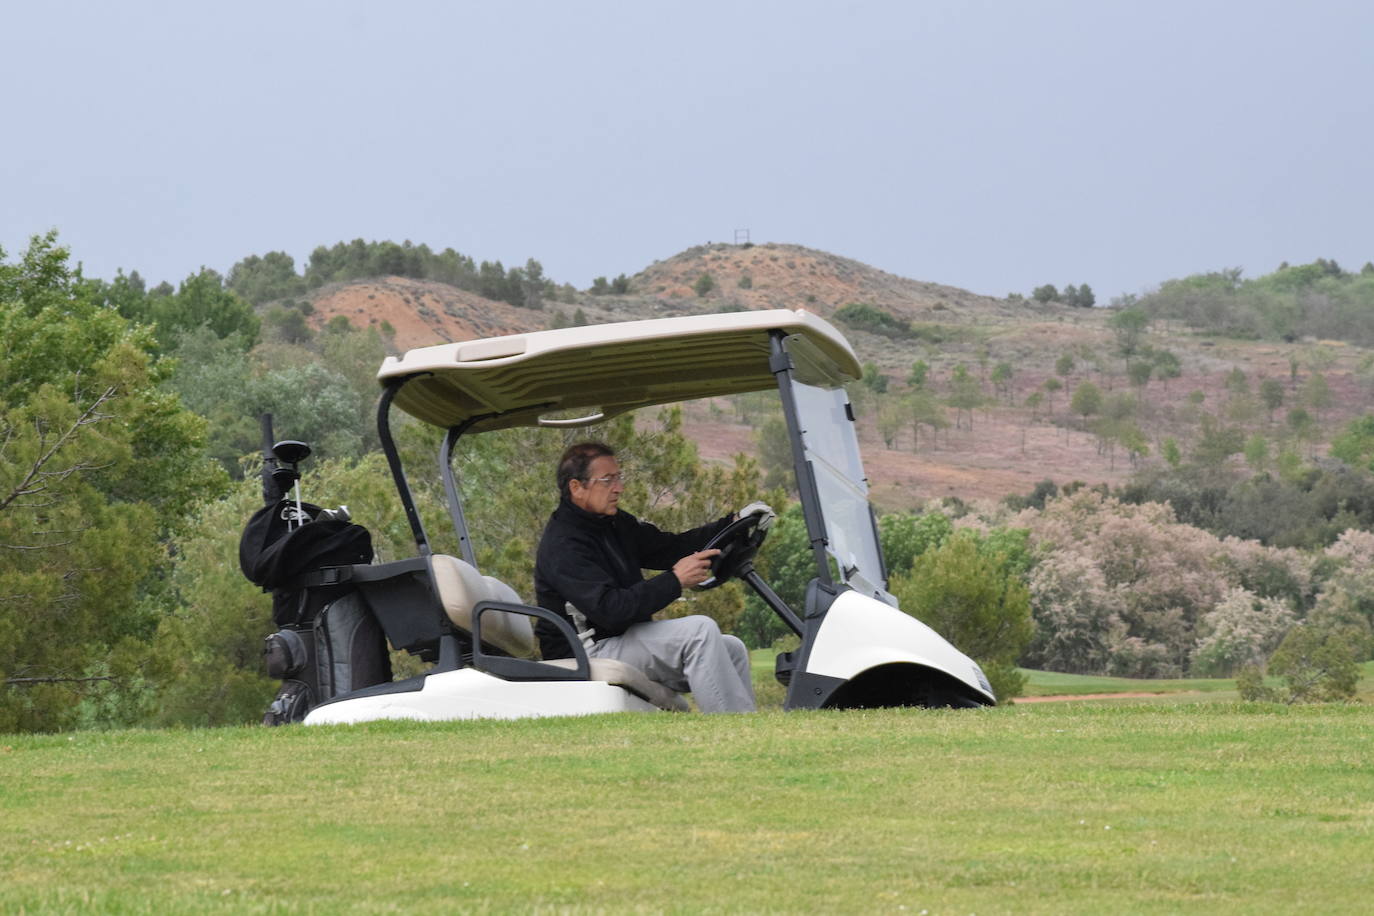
xmin=377 ymin=308 xmax=861 ymax=431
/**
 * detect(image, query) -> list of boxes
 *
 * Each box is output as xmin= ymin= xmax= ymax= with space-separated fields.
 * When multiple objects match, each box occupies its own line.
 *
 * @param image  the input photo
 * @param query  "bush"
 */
xmin=889 ymin=531 xmax=1034 ymax=701
xmin=1238 ymin=624 xmax=1361 ymax=703
xmin=833 ymin=303 xmax=911 ymax=339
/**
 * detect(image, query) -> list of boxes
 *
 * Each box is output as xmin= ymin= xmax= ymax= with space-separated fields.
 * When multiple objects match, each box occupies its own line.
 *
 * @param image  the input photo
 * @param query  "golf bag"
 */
xmin=241 ymin=497 xmax=392 ymax=725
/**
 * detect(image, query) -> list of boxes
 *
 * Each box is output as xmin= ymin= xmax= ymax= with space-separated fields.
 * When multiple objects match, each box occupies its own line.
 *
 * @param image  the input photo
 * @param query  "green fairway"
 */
xmin=4 ymin=703 xmax=1373 ymax=914
xmin=1020 ymin=669 xmax=1240 ymax=697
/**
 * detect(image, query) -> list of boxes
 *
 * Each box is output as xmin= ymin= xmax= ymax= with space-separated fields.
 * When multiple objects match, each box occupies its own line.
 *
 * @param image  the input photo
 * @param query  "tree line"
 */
xmin=1135 ymin=257 xmax=1374 ymax=344
xmin=226 ymin=239 xmax=568 ymax=311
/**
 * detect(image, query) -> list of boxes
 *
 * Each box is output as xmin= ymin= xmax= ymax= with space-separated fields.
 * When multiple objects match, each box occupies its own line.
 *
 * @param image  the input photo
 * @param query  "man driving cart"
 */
xmin=534 ymin=441 xmax=774 ymax=713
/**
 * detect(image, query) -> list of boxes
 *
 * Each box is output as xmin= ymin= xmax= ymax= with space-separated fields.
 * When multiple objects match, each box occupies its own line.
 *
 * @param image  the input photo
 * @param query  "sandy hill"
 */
xmin=631 ymin=242 xmax=1011 ymax=321
xmin=307 ymin=276 xmax=546 ymax=351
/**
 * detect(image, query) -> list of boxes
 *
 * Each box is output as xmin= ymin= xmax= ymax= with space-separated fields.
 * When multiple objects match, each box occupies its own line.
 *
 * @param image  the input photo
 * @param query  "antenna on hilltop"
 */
xmin=733 ymin=228 xmax=751 ymax=246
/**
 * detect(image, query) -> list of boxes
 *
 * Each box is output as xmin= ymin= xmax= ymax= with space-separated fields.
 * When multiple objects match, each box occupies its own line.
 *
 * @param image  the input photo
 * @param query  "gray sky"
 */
xmin=4 ymin=0 xmax=1372 ymax=302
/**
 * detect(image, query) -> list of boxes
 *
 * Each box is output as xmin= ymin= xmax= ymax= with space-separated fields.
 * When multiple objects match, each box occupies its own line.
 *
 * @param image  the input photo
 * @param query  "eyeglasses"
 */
xmin=585 ymin=472 xmax=627 ymax=487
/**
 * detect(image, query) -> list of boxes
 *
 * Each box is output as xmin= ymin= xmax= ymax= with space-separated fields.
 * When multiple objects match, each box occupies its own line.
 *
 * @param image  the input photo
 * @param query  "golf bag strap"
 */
xmin=286 ymin=557 xmax=429 ymax=592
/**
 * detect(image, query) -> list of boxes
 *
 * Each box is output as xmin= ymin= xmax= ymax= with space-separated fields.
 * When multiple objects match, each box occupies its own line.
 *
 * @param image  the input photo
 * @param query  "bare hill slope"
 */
xmin=294 ymin=243 xmax=1371 ymax=507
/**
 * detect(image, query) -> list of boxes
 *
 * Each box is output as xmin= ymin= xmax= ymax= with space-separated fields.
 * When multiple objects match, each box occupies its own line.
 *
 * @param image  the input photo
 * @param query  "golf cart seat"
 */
xmin=431 ymin=554 xmax=538 ymax=659
xmin=430 ymin=555 xmax=688 ymax=712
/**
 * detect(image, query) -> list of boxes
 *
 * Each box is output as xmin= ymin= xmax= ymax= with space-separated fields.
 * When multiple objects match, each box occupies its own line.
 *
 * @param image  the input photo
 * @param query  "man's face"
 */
xmin=570 ymin=455 xmax=624 ymax=516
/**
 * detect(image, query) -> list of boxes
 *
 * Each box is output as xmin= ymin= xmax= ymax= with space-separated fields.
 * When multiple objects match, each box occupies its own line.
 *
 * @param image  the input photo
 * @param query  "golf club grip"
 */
xmin=259 ymin=414 xmax=280 ymax=504
xmin=260 ymin=414 xmax=276 ymax=464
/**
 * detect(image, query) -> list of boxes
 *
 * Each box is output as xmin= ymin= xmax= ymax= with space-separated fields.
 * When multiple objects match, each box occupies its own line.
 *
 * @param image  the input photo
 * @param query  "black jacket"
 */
xmin=533 ymin=496 xmax=731 ymax=659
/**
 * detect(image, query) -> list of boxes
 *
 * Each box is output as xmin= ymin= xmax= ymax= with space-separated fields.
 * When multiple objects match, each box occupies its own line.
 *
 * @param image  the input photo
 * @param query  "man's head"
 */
xmin=558 ymin=442 xmax=625 ymax=516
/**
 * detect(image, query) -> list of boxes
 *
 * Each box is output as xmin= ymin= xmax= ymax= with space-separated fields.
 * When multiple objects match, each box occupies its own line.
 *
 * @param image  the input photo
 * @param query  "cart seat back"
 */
xmin=430 ymin=555 xmax=538 ymax=659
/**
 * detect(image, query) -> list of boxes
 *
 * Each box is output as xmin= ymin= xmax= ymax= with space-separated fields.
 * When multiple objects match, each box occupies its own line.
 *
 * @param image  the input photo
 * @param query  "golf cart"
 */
xmin=252 ymin=308 xmax=994 ymax=724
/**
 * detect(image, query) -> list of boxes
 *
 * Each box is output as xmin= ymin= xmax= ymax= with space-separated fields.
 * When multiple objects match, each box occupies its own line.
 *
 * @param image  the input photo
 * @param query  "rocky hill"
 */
xmin=629 ymin=242 xmax=1012 ymax=320
xmin=300 ymin=242 xmax=1032 ymax=352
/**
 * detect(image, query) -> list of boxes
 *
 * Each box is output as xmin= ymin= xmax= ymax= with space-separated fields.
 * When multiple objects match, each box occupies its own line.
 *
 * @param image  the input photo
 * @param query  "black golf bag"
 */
xmin=240 ymin=496 xmax=392 ymax=726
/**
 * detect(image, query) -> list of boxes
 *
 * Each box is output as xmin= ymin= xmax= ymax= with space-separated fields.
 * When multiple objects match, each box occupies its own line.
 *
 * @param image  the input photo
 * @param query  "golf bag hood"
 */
xmin=239 ymin=499 xmax=374 ymax=624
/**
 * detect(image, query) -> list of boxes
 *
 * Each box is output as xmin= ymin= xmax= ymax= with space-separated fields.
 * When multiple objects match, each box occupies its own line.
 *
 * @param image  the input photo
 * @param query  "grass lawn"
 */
xmin=4 ymin=699 xmax=1373 ymax=914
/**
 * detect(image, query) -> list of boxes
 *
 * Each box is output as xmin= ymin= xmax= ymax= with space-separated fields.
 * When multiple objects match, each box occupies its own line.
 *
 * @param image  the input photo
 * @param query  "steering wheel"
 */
xmin=694 ymin=513 xmax=770 ymax=590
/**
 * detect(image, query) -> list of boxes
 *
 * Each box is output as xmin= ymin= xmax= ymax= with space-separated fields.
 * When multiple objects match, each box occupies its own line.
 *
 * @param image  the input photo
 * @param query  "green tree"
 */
xmin=907 ymin=359 xmax=929 ymax=389
xmin=1 ymin=233 xmax=226 ymax=732
xmin=1069 ymin=381 xmax=1102 ymax=429
xmin=1042 ymin=376 xmax=1063 ymax=413
xmin=1259 ymin=378 xmax=1285 ymax=422
xmin=694 ymin=273 xmax=716 ymax=298
xmin=878 ymin=511 xmax=953 ymax=576
xmin=1126 ymin=360 xmax=1153 ymax=388
xmin=1301 ymin=372 xmax=1333 ymax=412
xmin=906 ymin=389 xmax=948 ymax=451
xmin=991 ymin=362 xmax=1014 ymax=402
xmin=1330 ymin=415 xmax=1374 ymax=472
xmin=888 ymin=531 xmax=1034 ymax=701
xmin=1238 ymin=624 xmax=1361 ymax=704
xmin=520 ymin=258 xmax=547 ymax=309
xmin=1108 ymin=306 xmax=1150 ymax=360
xmin=1150 ymin=348 xmax=1182 ymax=390
xmin=1031 ymin=284 xmax=1059 ymax=304
xmin=226 ymin=251 xmax=305 ymax=304
xmin=1243 ymin=434 xmax=1270 ymax=472
xmin=264 ymin=305 xmax=313 ymax=345
xmin=757 ymin=416 xmax=795 ymax=493
xmin=877 ymin=396 xmax=903 ymax=448
xmin=946 ymin=364 xmax=984 ymax=430
xmin=1162 ymin=437 xmax=1182 ymax=468
xmin=861 ymin=362 xmax=888 ymax=394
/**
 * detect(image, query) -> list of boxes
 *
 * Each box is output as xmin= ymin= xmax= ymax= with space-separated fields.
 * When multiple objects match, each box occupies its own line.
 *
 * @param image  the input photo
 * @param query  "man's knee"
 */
xmin=679 ymin=614 xmax=721 ymax=638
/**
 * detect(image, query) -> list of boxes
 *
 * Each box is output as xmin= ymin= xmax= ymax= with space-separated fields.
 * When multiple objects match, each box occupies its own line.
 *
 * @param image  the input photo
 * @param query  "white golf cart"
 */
xmin=283 ymin=308 xmax=993 ymax=724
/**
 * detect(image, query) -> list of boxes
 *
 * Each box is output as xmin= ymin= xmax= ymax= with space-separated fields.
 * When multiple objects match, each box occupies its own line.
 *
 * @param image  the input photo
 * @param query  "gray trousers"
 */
xmin=589 ymin=615 xmax=756 ymax=713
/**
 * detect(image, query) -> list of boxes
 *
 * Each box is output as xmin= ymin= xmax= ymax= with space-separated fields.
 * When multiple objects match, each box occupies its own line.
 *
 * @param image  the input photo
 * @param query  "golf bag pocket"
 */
xmin=314 ymin=591 xmax=392 ymax=698
xmin=264 ymin=628 xmax=309 ymax=680
xmin=263 ymin=679 xmax=313 ymax=726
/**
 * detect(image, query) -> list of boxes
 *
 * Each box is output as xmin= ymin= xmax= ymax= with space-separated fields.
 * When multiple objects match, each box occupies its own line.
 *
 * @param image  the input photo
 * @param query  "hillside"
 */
xmin=293 ymin=242 xmax=1374 ymax=508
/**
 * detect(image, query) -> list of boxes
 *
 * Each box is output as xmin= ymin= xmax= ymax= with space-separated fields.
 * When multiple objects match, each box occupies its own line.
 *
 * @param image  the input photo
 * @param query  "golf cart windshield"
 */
xmin=788 ymin=378 xmax=893 ymax=605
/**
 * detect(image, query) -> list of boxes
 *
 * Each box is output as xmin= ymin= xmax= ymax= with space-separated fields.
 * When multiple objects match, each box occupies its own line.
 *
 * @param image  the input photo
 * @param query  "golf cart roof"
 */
xmin=377 ymin=308 xmax=862 ymax=431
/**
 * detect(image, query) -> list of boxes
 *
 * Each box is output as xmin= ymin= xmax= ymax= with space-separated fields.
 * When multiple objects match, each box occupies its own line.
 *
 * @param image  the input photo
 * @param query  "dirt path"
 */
xmin=1017 ymin=692 xmax=1177 ymax=703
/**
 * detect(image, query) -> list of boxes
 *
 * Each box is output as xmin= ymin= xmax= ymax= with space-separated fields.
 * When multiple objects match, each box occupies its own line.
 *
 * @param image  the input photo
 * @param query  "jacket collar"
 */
xmin=556 ymin=494 xmax=618 ymax=528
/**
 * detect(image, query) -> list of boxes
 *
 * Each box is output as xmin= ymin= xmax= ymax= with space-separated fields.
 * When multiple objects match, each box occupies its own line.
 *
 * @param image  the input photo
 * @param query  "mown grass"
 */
xmin=1020 ymin=669 xmax=1239 ymax=697
xmin=4 ymin=701 xmax=1372 ymax=914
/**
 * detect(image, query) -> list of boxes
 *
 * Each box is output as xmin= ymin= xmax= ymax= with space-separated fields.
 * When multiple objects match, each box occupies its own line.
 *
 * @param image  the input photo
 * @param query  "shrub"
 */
xmin=889 ymin=531 xmax=1034 ymax=701
xmin=833 ymin=302 xmax=911 ymax=339
xmin=1239 ymin=624 xmax=1361 ymax=704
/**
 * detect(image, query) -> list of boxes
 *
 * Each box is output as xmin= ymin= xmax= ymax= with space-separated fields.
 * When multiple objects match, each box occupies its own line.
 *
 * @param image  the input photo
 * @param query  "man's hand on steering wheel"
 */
xmin=673 ymin=549 xmax=721 ymax=589
xmin=736 ymin=500 xmax=776 ymax=532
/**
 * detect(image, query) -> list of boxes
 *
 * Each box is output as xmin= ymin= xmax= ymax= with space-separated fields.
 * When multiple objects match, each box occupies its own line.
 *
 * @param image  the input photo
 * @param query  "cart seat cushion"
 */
xmin=430 ymin=555 xmax=538 ymax=660
xmin=541 ymin=657 xmax=690 ymax=712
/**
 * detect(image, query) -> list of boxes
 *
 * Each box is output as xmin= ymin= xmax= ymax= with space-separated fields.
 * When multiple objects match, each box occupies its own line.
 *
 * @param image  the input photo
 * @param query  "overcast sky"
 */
xmin=4 ymin=1 xmax=1372 ymax=303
